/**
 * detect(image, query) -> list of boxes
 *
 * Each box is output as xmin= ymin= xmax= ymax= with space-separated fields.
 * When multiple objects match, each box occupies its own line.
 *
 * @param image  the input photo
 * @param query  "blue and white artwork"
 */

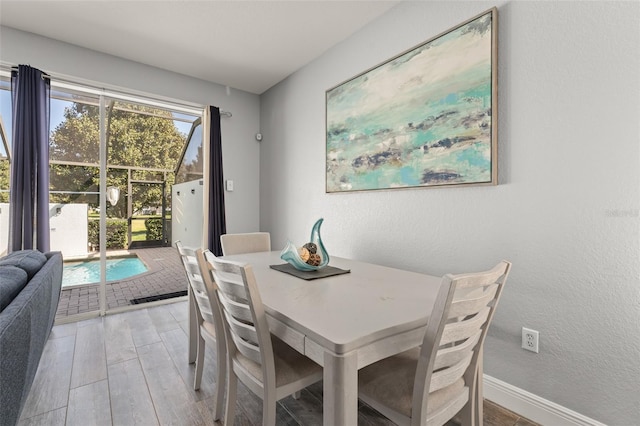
xmin=326 ymin=9 xmax=497 ymax=193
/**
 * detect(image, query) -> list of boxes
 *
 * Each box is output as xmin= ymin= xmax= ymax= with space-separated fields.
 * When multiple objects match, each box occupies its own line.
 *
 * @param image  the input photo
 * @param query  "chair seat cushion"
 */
xmin=359 ymin=347 xmax=466 ymax=418
xmin=236 ymin=336 xmax=322 ymax=387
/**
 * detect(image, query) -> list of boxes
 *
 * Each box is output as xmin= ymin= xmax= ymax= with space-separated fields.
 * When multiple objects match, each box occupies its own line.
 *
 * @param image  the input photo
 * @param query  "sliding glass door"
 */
xmin=48 ymin=88 xmax=104 ymax=318
xmin=1 ymin=73 xmax=202 ymax=322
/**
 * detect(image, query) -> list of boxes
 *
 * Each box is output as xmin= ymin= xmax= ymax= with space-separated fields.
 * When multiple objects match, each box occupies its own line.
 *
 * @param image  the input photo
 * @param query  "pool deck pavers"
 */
xmin=55 ymin=246 xmax=187 ymax=320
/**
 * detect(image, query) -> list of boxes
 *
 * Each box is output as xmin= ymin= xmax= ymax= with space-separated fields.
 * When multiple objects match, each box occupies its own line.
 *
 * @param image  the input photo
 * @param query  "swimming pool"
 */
xmin=62 ymin=256 xmax=148 ymax=287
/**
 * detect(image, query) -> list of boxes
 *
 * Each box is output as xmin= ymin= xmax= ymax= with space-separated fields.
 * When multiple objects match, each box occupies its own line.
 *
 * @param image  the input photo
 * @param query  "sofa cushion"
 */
xmin=0 ymin=250 xmax=48 ymax=279
xmin=0 ymin=266 xmax=28 ymax=312
xmin=0 ymin=252 xmax=62 ymax=426
xmin=0 ymin=297 xmax=32 ymax=426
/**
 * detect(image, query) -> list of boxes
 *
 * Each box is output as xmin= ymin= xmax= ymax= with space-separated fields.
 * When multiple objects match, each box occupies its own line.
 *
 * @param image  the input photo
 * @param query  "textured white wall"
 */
xmin=260 ymin=1 xmax=640 ymax=424
xmin=0 ymin=27 xmax=262 ymax=235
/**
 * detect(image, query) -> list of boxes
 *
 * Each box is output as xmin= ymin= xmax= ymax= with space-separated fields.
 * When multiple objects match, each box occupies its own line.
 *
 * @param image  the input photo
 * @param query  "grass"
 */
xmin=131 ymin=216 xmax=166 ymax=241
xmin=88 ymin=214 xmax=169 ymax=242
xmin=131 ymin=219 xmax=147 ymax=241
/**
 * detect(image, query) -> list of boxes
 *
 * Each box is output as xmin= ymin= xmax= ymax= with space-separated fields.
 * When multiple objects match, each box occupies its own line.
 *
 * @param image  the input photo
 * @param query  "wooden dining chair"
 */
xmin=175 ymin=242 xmax=226 ymax=421
xmin=204 ymin=252 xmax=323 ymax=426
xmin=358 ymin=261 xmax=511 ymax=426
xmin=220 ymin=232 xmax=271 ymax=256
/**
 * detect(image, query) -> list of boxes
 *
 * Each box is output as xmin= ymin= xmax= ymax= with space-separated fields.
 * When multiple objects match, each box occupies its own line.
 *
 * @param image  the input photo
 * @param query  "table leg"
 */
xmin=323 ymin=351 xmax=358 ymax=426
xmin=188 ymin=286 xmax=197 ymax=364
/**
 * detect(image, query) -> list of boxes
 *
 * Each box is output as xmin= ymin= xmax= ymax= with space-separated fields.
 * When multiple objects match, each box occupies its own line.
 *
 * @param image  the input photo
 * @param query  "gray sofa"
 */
xmin=0 ymin=250 xmax=63 ymax=426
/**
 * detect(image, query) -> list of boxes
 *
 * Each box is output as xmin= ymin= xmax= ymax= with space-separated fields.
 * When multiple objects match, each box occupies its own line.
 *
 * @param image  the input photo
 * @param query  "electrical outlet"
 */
xmin=522 ymin=327 xmax=539 ymax=353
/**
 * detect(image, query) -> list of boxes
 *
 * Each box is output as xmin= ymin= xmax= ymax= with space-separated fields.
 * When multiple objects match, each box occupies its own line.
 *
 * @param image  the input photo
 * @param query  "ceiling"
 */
xmin=0 ymin=0 xmax=399 ymax=94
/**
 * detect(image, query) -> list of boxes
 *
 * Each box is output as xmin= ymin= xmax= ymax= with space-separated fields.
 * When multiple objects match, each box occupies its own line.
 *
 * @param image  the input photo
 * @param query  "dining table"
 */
xmin=187 ymin=250 xmax=444 ymax=426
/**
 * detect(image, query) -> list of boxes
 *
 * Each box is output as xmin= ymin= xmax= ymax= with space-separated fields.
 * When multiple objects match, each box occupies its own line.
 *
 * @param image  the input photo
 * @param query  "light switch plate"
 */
xmin=226 ymin=180 xmax=234 ymax=191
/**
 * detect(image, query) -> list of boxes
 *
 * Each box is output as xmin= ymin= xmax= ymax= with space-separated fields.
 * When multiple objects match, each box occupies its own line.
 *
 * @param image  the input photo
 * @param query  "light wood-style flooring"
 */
xmin=19 ymin=301 xmax=539 ymax=426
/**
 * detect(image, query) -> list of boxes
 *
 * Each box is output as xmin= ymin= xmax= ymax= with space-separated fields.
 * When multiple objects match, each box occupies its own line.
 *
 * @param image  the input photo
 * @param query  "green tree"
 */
xmin=49 ymin=101 xmax=186 ymax=217
xmin=176 ymin=144 xmax=203 ymax=184
xmin=0 ymin=158 xmax=9 ymax=203
xmin=50 ymin=103 xmax=100 ymax=163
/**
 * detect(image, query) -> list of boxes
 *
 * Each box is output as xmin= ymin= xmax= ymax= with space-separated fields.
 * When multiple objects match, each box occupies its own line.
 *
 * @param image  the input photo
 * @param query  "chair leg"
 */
xmin=213 ymin=338 xmax=226 ymax=421
xmin=476 ymin=360 xmax=484 ymax=426
xmin=262 ymin=393 xmax=277 ymax=426
xmin=224 ymin=369 xmax=238 ymax=426
xmin=188 ymin=288 xmax=198 ymax=364
xmin=459 ymin=365 xmax=479 ymax=426
xmin=459 ymin=400 xmax=475 ymax=426
xmin=194 ymin=334 xmax=205 ymax=390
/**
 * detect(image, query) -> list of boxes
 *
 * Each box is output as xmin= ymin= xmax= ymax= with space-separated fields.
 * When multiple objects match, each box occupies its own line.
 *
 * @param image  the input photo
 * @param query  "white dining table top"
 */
xmin=220 ymin=250 xmax=443 ymax=355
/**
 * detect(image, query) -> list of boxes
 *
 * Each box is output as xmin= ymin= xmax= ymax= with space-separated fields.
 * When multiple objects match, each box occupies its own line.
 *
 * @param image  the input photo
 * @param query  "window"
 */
xmin=175 ymin=118 xmax=203 ymax=184
xmin=0 ymin=79 xmax=11 ymax=205
xmin=1 ymin=69 xmax=203 ymax=315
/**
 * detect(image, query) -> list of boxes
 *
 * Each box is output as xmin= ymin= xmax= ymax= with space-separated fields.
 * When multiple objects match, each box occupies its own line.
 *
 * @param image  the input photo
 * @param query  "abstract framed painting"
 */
xmin=326 ymin=8 xmax=498 ymax=193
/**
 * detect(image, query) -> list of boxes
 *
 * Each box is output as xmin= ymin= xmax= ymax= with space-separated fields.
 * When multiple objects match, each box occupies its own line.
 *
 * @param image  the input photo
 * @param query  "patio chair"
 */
xmin=175 ymin=241 xmax=225 ymax=421
xmin=204 ymin=252 xmax=323 ymax=426
xmin=358 ymin=261 xmax=511 ymax=426
xmin=220 ymin=232 xmax=271 ymax=255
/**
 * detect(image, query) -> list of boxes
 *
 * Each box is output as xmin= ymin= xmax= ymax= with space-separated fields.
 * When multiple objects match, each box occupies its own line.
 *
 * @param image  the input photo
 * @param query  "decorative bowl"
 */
xmin=280 ymin=218 xmax=330 ymax=271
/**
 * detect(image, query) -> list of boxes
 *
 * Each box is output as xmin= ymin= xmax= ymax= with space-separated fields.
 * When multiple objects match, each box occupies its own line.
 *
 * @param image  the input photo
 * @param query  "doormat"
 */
xmin=130 ymin=290 xmax=187 ymax=305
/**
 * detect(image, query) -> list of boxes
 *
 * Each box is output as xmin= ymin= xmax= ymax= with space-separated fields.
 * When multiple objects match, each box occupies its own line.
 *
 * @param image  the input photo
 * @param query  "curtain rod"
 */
xmin=6 ymin=65 xmax=232 ymax=118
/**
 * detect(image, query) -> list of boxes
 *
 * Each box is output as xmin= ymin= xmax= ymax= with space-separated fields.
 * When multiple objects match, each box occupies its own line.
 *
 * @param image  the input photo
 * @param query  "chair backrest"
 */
xmin=205 ymin=253 xmax=275 ymax=381
xmin=220 ymin=232 xmax=271 ymax=256
xmin=175 ymin=241 xmax=218 ymax=327
xmin=412 ymin=261 xmax=511 ymax=424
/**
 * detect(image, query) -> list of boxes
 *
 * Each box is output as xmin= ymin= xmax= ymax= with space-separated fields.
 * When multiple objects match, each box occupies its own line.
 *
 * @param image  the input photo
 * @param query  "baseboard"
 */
xmin=483 ymin=374 xmax=607 ymax=426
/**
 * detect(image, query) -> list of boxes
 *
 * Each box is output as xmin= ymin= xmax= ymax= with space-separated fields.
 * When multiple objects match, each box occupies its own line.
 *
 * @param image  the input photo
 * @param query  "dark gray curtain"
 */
xmin=9 ymin=65 xmax=51 ymax=252
xmin=207 ymin=106 xmax=226 ymax=256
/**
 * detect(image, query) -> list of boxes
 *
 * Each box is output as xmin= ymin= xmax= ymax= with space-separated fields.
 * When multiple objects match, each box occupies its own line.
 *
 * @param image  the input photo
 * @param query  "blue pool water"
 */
xmin=63 ymin=256 xmax=148 ymax=287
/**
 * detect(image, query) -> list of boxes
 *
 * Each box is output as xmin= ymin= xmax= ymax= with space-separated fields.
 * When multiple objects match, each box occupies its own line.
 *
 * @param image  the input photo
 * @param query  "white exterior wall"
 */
xmin=0 ymin=203 xmax=88 ymax=258
xmin=0 ymin=203 xmax=8 ymax=257
xmin=171 ymin=180 xmax=204 ymax=249
xmin=259 ymin=2 xmax=640 ymax=425
xmin=49 ymin=203 xmax=88 ymax=258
